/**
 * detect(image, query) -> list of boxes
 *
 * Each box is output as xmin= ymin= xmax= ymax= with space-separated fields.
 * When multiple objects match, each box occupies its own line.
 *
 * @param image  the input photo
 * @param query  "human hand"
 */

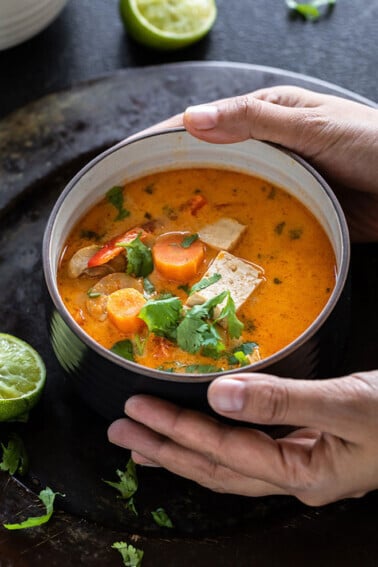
xmin=141 ymin=86 xmax=378 ymax=241
xmin=108 ymin=370 xmax=378 ymax=506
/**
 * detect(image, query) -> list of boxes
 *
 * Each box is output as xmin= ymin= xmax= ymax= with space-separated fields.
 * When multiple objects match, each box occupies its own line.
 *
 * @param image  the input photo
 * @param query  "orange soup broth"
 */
xmin=58 ymin=168 xmax=336 ymax=370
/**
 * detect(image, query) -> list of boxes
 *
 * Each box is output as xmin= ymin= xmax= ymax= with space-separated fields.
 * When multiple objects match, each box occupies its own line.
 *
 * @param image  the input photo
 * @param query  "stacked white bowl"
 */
xmin=0 ymin=0 xmax=69 ymax=50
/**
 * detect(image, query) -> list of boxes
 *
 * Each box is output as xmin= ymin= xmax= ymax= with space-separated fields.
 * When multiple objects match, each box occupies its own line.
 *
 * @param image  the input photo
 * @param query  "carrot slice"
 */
xmin=152 ymin=232 xmax=205 ymax=282
xmin=107 ymin=288 xmax=146 ymax=334
xmin=87 ymin=227 xmax=148 ymax=268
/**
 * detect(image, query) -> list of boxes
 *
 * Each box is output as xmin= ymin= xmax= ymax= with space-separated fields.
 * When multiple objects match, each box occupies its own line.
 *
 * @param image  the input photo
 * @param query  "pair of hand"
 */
xmin=108 ymin=87 xmax=378 ymax=506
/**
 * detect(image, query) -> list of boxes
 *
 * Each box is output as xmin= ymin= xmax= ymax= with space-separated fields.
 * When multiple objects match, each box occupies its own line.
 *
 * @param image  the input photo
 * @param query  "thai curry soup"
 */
xmin=57 ymin=168 xmax=336 ymax=374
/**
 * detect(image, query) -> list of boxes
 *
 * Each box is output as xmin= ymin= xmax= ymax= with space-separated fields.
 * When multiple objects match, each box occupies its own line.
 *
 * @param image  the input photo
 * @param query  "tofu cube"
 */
xmin=198 ymin=218 xmax=247 ymax=251
xmin=186 ymin=250 xmax=263 ymax=317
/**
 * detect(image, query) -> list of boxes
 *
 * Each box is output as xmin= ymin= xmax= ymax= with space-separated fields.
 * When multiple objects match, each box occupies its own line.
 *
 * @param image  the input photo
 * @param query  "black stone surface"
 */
xmin=0 ymin=0 xmax=377 ymax=562
xmin=0 ymin=62 xmax=377 ymax=566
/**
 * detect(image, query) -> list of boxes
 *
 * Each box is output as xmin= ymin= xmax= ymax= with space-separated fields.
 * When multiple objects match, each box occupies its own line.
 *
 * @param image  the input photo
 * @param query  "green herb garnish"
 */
xmin=87 ymin=288 xmax=102 ymax=298
xmin=138 ymin=296 xmax=182 ymax=340
xmin=215 ymin=292 xmax=244 ymax=339
xmin=80 ymin=229 xmax=102 ymax=241
xmin=229 ymin=342 xmax=259 ymax=365
xmin=289 ymin=228 xmax=303 ymax=240
xmin=106 ymin=186 xmax=130 ymax=221
xmin=144 ymin=184 xmax=154 ymax=194
xmin=3 ymin=487 xmax=63 ymax=530
xmin=0 ymin=433 xmax=28 ymax=476
xmin=103 ymin=459 xmax=138 ymax=500
xmin=189 ymin=273 xmax=221 ymax=295
xmin=151 ymin=507 xmax=174 ymax=528
xmin=181 ymin=233 xmax=199 ymax=248
xmin=120 ymin=234 xmax=153 ymax=277
xmin=111 ymin=339 xmax=134 ymax=362
xmin=273 ymin=277 xmax=283 ymax=284
xmin=274 ymin=221 xmax=286 ymax=235
xmin=177 ymin=291 xmax=243 ymax=355
xmin=111 ymin=542 xmax=144 ymax=567
xmin=286 ymin=0 xmax=336 ymax=20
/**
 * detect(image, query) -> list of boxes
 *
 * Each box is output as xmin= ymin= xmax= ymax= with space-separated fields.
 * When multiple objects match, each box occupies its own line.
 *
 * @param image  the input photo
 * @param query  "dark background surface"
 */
xmin=0 ymin=0 xmax=377 ymax=118
xmin=0 ymin=1 xmax=378 ymax=566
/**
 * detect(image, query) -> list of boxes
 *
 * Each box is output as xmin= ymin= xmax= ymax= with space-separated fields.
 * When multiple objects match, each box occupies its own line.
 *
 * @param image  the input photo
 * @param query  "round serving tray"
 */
xmin=0 ymin=62 xmax=377 ymax=566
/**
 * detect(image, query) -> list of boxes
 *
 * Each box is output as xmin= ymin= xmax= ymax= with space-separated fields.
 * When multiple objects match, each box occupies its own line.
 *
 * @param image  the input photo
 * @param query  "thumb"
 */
xmin=207 ymin=372 xmax=377 ymax=442
xmin=183 ymin=93 xmax=311 ymax=149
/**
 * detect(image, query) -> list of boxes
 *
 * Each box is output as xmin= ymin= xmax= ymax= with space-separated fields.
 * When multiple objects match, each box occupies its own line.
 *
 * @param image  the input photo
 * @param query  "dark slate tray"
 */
xmin=1 ymin=62 xmax=377 ymax=566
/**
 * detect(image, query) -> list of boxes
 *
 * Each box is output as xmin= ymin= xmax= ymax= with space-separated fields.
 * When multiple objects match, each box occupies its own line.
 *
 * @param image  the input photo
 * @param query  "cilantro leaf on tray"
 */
xmin=3 ymin=487 xmax=63 ymax=530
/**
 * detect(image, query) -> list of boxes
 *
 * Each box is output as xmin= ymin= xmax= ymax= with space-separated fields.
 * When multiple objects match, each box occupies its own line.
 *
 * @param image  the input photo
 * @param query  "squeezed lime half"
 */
xmin=120 ymin=0 xmax=217 ymax=50
xmin=0 ymin=333 xmax=46 ymax=422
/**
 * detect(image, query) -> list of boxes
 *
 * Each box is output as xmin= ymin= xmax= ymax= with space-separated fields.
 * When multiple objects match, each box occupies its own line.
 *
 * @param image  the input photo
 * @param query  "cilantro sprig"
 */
xmin=103 ymin=459 xmax=138 ymax=500
xmin=111 ymin=542 xmax=144 ymax=567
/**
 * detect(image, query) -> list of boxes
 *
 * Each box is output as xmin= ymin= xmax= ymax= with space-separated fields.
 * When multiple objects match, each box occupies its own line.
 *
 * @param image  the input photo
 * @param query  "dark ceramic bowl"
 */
xmin=43 ymin=128 xmax=350 ymax=421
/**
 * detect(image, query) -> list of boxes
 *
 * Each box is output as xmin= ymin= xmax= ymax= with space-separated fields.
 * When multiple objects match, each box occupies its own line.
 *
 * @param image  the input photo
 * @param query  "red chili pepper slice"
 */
xmin=87 ymin=227 xmax=148 ymax=268
xmin=187 ymin=194 xmax=208 ymax=215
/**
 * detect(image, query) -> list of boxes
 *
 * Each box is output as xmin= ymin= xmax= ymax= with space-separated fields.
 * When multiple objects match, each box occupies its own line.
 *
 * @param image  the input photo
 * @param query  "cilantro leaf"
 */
xmin=3 ymin=487 xmax=63 ymax=530
xmin=151 ymin=507 xmax=174 ymax=528
xmin=189 ymin=273 xmax=221 ymax=295
xmin=180 ymin=233 xmax=199 ymax=248
xmin=0 ymin=433 xmax=28 ymax=476
xmin=103 ymin=459 xmax=138 ymax=500
xmin=138 ymin=296 xmax=182 ymax=340
xmin=121 ymin=234 xmax=153 ymax=277
xmin=111 ymin=542 xmax=144 ymax=567
xmin=111 ymin=339 xmax=134 ymax=362
xmin=215 ymin=293 xmax=244 ymax=339
xmin=106 ymin=186 xmax=130 ymax=221
xmin=176 ymin=317 xmax=209 ymax=354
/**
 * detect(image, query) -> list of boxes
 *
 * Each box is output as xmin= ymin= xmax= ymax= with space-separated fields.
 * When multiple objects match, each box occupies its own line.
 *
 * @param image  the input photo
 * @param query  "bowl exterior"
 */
xmin=43 ymin=130 xmax=351 ymax=421
xmin=45 ymin=282 xmax=350 ymax=421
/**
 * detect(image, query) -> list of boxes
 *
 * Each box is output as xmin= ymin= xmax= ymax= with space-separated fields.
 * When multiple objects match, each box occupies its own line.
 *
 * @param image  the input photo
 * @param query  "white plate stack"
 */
xmin=0 ymin=0 xmax=68 ymax=50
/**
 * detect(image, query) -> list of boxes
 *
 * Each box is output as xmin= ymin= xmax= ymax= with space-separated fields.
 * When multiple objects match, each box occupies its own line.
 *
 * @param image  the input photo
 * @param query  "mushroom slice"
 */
xmin=86 ymin=273 xmax=143 ymax=321
xmin=67 ymin=245 xmax=114 ymax=278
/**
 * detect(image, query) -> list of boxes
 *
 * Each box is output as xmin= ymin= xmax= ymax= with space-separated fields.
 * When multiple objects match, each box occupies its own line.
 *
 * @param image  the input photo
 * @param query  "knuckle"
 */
xmin=253 ymin=381 xmax=290 ymax=423
xmin=233 ymin=94 xmax=252 ymax=120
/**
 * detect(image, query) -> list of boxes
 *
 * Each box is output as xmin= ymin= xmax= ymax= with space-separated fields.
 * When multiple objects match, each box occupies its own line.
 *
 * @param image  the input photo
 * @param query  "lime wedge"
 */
xmin=0 ymin=333 xmax=46 ymax=422
xmin=120 ymin=0 xmax=217 ymax=50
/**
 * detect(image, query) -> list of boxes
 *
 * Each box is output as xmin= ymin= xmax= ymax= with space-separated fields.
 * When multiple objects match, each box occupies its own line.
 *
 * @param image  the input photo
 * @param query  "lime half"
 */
xmin=120 ymin=0 xmax=217 ymax=50
xmin=0 ymin=333 xmax=46 ymax=422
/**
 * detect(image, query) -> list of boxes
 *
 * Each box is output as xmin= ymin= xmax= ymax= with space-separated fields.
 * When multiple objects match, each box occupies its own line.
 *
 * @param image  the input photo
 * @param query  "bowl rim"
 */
xmin=43 ymin=127 xmax=350 ymax=383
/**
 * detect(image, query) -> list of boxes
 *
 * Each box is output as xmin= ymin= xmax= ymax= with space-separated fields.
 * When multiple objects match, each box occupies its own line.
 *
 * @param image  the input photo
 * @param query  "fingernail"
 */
xmin=209 ymin=379 xmax=245 ymax=412
xmin=185 ymin=105 xmax=218 ymax=130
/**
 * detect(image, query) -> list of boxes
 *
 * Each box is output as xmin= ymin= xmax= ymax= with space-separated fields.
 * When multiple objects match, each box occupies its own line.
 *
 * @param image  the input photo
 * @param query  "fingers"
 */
xmin=108 ymin=416 xmax=287 ymax=497
xmin=207 ymin=372 xmax=378 ymax=442
xmin=117 ymin=395 xmax=314 ymax=488
xmin=251 ymin=85 xmax=326 ymax=108
xmin=183 ymin=88 xmax=325 ymax=150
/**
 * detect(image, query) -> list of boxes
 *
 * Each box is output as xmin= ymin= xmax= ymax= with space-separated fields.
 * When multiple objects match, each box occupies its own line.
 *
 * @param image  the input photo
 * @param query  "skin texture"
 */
xmin=108 ymin=86 xmax=378 ymax=506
